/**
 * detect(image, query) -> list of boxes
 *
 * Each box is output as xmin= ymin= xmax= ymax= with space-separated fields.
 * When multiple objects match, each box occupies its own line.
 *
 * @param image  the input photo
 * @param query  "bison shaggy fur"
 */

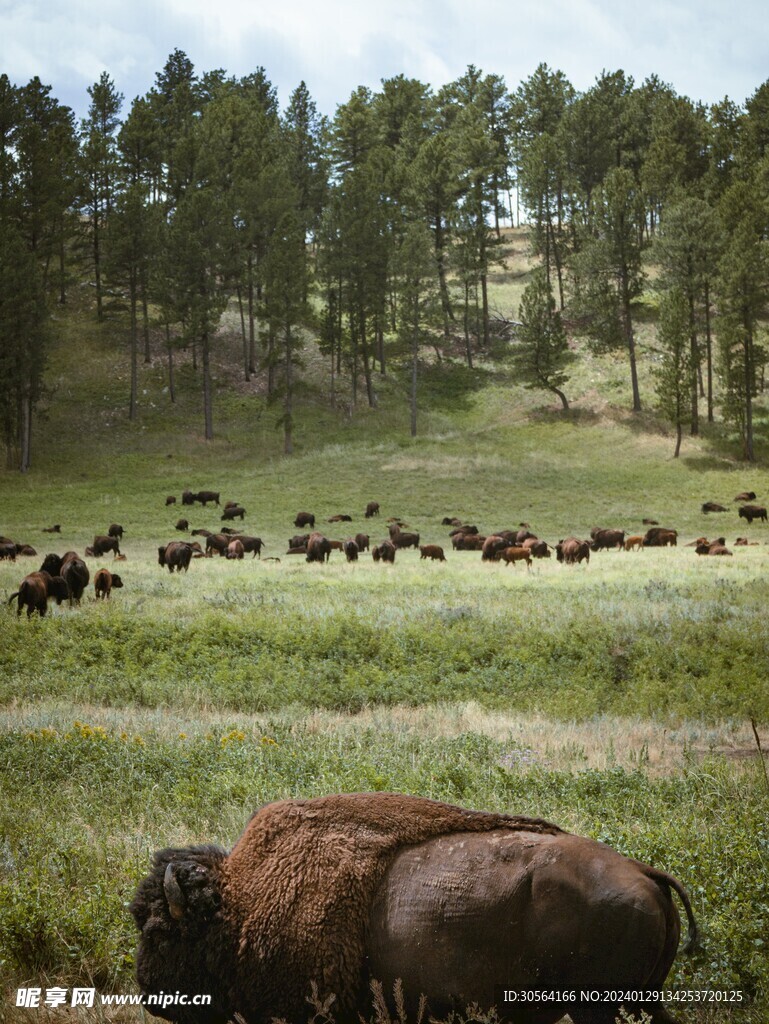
xmin=738 ymin=504 xmax=767 ymax=524
xmin=158 ymin=542 xmax=193 ymax=573
xmin=419 ymin=544 xmax=446 ymax=562
xmin=294 ymin=512 xmax=315 ymax=529
xmin=365 ymin=502 xmax=380 ymax=518
xmin=8 ymin=571 xmax=69 ymax=617
xmin=94 ymin=568 xmax=124 ymax=599
xmin=131 ymin=793 xmax=696 ymax=1024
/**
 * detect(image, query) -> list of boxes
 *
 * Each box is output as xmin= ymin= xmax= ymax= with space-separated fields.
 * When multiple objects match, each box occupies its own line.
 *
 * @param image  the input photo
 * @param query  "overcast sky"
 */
xmin=1 ymin=0 xmax=767 ymax=122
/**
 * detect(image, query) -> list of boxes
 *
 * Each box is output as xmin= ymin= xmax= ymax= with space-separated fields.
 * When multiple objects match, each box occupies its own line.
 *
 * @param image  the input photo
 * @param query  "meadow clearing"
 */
xmin=1 ymin=230 xmax=768 ymax=1022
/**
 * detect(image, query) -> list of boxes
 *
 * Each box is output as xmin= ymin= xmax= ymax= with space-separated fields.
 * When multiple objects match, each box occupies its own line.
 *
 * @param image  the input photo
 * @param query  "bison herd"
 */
xmin=3 ymin=487 xmax=765 ymax=618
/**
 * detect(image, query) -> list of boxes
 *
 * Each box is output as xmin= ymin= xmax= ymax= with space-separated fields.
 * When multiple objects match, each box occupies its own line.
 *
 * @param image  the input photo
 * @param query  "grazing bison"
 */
xmin=288 ymin=534 xmax=310 ymax=550
xmin=8 ymin=571 xmax=69 ymax=617
xmin=556 ymin=538 xmax=591 ymax=565
xmin=449 ymin=524 xmax=478 ymax=537
xmin=236 ymin=536 xmax=264 ymax=559
xmin=226 ymin=540 xmax=245 ymax=560
xmin=165 ymin=496 xmax=176 ymax=506
xmin=175 ymin=519 xmax=189 ymax=532
xmin=92 ymin=535 xmax=120 ymax=557
xmin=205 ymin=534 xmax=229 ymax=557
xmin=481 ymin=535 xmax=508 ymax=561
xmin=221 ymin=506 xmax=246 ymax=522
xmin=452 ymin=533 xmax=485 ymax=551
xmin=94 ymin=568 xmax=124 ymax=599
xmin=108 ymin=523 xmax=125 ymax=539
xmin=343 ymin=539 xmax=359 ymax=562
xmin=590 ymin=528 xmax=625 ymax=551
xmin=390 ymin=529 xmax=420 ymax=550
xmin=365 ymin=502 xmax=380 ymax=518
xmin=515 ymin=528 xmax=537 ymax=545
xmin=419 ymin=544 xmax=446 ymax=562
xmin=522 ymin=538 xmax=551 ymax=558
xmin=498 ymin=545 xmax=532 ymax=568
xmin=735 ymin=491 xmax=756 ymax=502
xmin=354 ymin=533 xmax=369 ymax=552
xmin=306 ymin=532 xmax=331 ymax=563
xmin=61 ymin=554 xmax=90 ymax=605
xmin=158 ymin=542 xmax=193 ymax=573
xmin=132 ymin=792 xmax=696 ymax=1024
xmin=0 ymin=542 xmax=16 ymax=561
xmin=624 ymin=535 xmax=644 ymax=551
xmin=643 ymin=527 xmax=678 ymax=547
xmin=294 ymin=512 xmax=315 ymax=529
xmin=372 ymin=541 xmax=396 ymax=563
xmin=739 ymin=504 xmax=767 ymax=524
xmin=442 ymin=516 xmax=462 ymax=526
xmin=701 ymin=502 xmax=727 ymax=514
xmin=181 ymin=490 xmax=196 ymax=506
xmin=196 ymin=491 xmax=220 ymax=506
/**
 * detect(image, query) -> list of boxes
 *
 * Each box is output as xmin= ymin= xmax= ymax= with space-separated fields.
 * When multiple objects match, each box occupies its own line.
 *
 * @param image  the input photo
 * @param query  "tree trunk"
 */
xmin=410 ymin=294 xmax=418 ymax=437
xmin=689 ymin=291 xmax=699 ymax=436
xmin=129 ymin=267 xmax=138 ymax=421
xmin=621 ymin=266 xmax=641 ymax=412
xmin=744 ymin=323 xmax=755 ymax=461
xmin=674 ymin=420 xmax=682 ymax=458
xmin=552 ymin=386 xmax=569 ymax=410
xmin=464 ymin=281 xmax=473 ymax=369
xmin=237 ymin=286 xmax=250 ymax=382
xmin=247 ymin=254 xmax=257 ymax=374
xmin=166 ymin=323 xmax=176 ymax=404
xmin=202 ymin=329 xmax=213 ymax=440
xmin=142 ymin=276 xmax=151 ymax=364
xmin=284 ymin=324 xmax=293 ymax=455
xmin=705 ymin=282 xmax=714 ymax=422
xmin=20 ymin=393 xmax=32 ymax=473
xmin=359 ymin=305 xmax=376 ymax=408
xmin=434 ymin=213 xmax=453 ymax=337
xmin=94 ymin=209 xmax=103 ymax=320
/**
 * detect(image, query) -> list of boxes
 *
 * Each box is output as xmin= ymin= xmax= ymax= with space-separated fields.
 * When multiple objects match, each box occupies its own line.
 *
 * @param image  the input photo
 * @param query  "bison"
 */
xmin=353 ymin=532 xmax=369 ymax=552
xmin=226 ymin=540 xmax=245 ymax=560
xmin=131 ymin=792 xmax=697 ymax=1024
xmin=643 ymin=527 xmax=678 ymax=547
xmin=372 ymin=540 xmax=396 ymax=563
xmin=419 ymin=544 xmax=446 ymax=562
xmin=108 ymin=523 xmax=125 ymax=539
xmin=738 ymin=504 xmax=767 ymax=524
xmin=306 ymin=532 xmax=331 ymax=563
xmin=94 ymin=568 xmax=124 ymax=599
xmin=0 ymin=542 xmax=16 ymax=561
xmin=624 ymin=535 xmax=644 ymax=551
xmin=590 ymin=528 xmax=625 ymax=551
xmin=42 ymin=524 xmax=61 ymax=533
xmin=389 ymin=528 xmax=420 ymax=550
xmin=61 ymin=553 xmax=90 ymax=605
xmin=556 ymin=538 xmax=590 ymax=565
xmin=294 ymin=512 xmax=315 ymax=529
xmin=701 ymin=502 xmax=727 ymax=514
xmin=181 ymin=490 xmax=196 ymax=506
xmin=175 ymin=519 xmax=190 ymax=532
xmin=8 ymin=571 xmax=69 ymax=617
xmin=498 ymin=545 xmax=532 ymax=568
xmin=365 ymin=502 xmax=380 ymax=518
xmin=734 ymin=491 xmax=756 ymax=502
xmin=205 ymin=534 xmax=229 ymax=557
xmin=196 ymin=491 xmax=220 ymax=506
xmin=221 ymin=506 xmax=246 ymax=522
xmin=165 ymin=495 xmax=177 ymax=506
xmin=522 ymin=537 xmax=551 ymax=558
xmin=158 ymin=542 xmax=193 ymax=573
xmin=236 ymin=536 xmax=264 ymax=559
xmin=481 ymin=535 xmax=508 ymax=561
xmin=343 ymin=539 xmax=359 ymax=562
xmin=328 ymin=514 xmax=353 ymax=523
xmin=92 ymin=535 xmax=120 ymax=557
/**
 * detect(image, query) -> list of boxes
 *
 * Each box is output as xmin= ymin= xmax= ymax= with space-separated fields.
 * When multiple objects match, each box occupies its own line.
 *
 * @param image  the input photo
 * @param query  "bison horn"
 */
xmin=163 ymin=862 xmax=186 ymax=920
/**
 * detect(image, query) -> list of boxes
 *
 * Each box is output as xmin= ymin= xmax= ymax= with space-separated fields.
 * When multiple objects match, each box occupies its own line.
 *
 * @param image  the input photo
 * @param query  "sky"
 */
xmin=1 ymin=0 xmax=767 ymax=122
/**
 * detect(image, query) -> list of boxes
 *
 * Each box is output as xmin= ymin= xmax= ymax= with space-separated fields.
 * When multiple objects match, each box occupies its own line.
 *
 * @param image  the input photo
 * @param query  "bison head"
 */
xmin=111 ymin=573 xmax=124 ymax=589
xmin=158 ymin=546 xmax=167 ymax=566
xmin=40 ymin=553 xmax=63 ymax=576
xmin=131 ymin=846 xmax=234 ymax=1024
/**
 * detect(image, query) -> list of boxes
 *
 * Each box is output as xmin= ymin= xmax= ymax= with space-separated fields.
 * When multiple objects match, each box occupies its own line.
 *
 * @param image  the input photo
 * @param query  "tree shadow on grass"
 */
xmin=414 ymin=361 xmax=495 ymax=413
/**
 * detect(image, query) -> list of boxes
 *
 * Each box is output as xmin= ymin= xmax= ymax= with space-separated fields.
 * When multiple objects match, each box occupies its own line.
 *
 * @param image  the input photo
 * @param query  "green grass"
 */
xmin=2 ymin=227 xmax=769 ymax=1022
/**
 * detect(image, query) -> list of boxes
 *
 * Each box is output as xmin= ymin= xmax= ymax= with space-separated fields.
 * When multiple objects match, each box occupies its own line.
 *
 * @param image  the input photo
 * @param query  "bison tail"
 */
xmin=7 ymin=590 xmax=20 ymax=607
xmin=642 ymin=865 xmax=699 ymax=953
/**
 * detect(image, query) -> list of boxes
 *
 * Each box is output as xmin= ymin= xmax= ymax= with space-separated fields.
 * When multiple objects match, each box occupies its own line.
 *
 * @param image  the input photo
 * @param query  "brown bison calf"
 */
xmin=94 ymin=568 xmax=124 ymax=599
xmin=365 ymin=501 xmax=380 ymax=518
xmin=175 ymin=519 xmax=189 ymax=532
xmin=165 ymin=495 xmax=176 ymax=506
xmin=624 ymin=535 xmax=644 ymax=551
xmin=499 ymin=546 xmax=532 ymax=568
xmin=419 ymin=544 xmax=446 ymax=562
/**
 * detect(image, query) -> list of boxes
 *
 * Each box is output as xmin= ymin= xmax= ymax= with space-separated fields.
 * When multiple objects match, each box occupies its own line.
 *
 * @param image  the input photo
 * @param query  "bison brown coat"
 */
xmin=131 ymin=793 xmax=696 ymax=1024
xmin=7 ymin=571 xmax=69 ymax=617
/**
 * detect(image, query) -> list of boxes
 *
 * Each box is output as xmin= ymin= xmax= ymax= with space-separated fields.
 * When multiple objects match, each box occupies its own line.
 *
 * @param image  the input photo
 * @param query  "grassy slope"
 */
xmin=1 ymin=228 xmax=769 ymax=1020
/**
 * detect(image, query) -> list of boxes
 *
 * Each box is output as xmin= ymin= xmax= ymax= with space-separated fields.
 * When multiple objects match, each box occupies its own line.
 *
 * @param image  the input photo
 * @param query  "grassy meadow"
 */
xmin=1 ymin=228 xmax=769 ymax=1022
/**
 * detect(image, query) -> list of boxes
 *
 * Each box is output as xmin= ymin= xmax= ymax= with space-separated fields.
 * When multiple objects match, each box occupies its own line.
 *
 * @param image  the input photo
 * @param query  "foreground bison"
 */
xmin=738 ymin=504 xmax=767 ymax=524
xmin=131 ymin=793 xmax=696 ymax=1024
xmin=8 ymin=571 xmax=69 ymax=617
xmin=158 ymin=542 xmax=193 ymax=573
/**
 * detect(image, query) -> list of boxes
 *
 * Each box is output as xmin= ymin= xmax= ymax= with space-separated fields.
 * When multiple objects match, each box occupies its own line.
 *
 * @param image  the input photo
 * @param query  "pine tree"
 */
xmin=512 ymin=270 xmax=571 ymax=409
xmin=655 ymin=287 xmax=692 ymax=457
